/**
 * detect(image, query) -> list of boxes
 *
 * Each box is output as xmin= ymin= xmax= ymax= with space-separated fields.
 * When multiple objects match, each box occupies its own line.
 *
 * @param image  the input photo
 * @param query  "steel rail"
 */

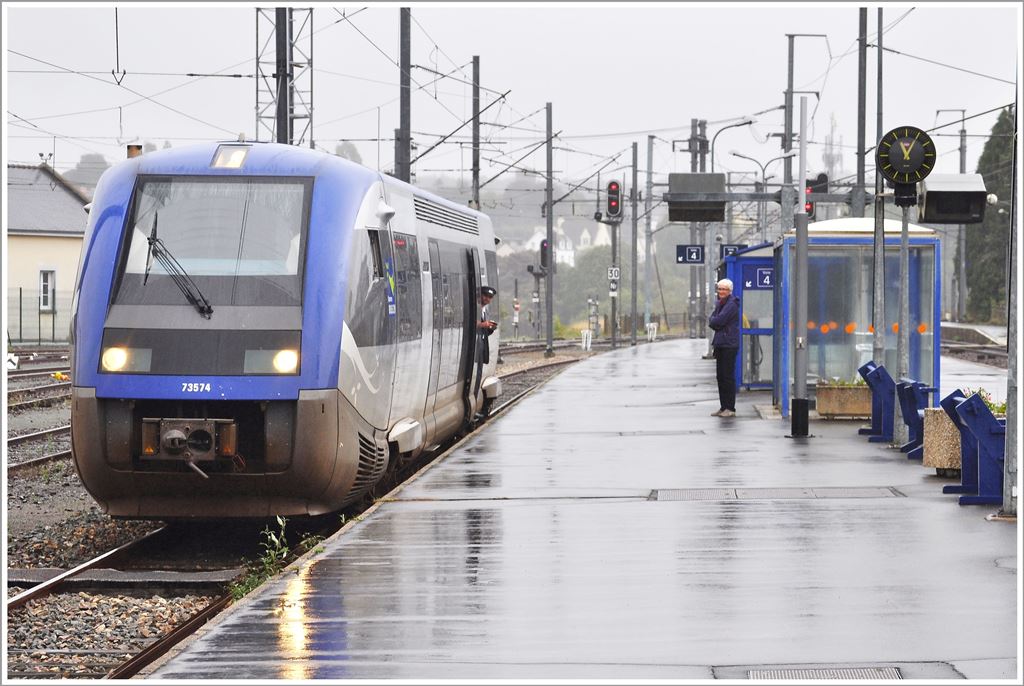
xmin=7 ymin=380 xmax=72 ymax=397
xmin=8 ymin=449 xmax=73 ymax=475
xmin=7 ymin=392 xmax=73 ymax=411
xmin=7 ymin=527 xmax=169 ymax=610
xmin=8 ymin=424 xmax=70 ymax=448
xmin=6 ymin=366 xmax=71 ymax=379
xmin=103 ymin=594 xmax=233 ymax=679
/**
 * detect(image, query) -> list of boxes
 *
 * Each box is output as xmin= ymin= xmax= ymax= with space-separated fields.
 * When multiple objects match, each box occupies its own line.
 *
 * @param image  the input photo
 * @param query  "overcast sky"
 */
xmin=3 ymin=2 xmax=1021 ymax=195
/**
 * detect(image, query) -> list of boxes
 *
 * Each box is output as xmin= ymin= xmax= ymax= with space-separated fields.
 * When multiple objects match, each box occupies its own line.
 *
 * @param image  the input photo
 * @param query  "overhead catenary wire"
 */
xmin=869 ymin=43 xmax=1016 ymax=86
xmin=336 ymin=8 xmax=466 ymax=126
xmin=8 ymin=50 xmax=239 ymax=135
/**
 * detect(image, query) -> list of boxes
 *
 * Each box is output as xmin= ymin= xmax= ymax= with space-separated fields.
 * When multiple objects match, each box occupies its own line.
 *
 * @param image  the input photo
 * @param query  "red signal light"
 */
xmin=606 ymin=180 xmax=622 ymax=218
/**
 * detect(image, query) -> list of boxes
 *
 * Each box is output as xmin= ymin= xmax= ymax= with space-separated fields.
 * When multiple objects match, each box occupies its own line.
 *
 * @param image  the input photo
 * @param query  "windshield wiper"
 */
xmin=144 ymin=214 xmax=214 ymax=319
xmin=143 ymin=212 xmax=157 ymax=285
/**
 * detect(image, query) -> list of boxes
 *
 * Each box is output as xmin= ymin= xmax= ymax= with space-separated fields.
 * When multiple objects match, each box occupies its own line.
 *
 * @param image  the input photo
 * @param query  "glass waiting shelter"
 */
xmin=725 ymin=218 xmax=942 ymax=417
xmin=769 ymin=217 xmax=941 ymax=417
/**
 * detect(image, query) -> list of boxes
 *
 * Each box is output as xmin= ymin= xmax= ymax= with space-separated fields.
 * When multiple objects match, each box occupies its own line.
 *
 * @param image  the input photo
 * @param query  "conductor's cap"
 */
xmin=481 ymin=286 xmax=497 ymax=297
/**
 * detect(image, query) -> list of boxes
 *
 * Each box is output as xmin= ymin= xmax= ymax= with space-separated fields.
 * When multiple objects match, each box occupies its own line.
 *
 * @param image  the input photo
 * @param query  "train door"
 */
xmin=425 ymin=240 xmax=444 ymax=419
xmin=459 ymin=248 xmax=481 ymax=424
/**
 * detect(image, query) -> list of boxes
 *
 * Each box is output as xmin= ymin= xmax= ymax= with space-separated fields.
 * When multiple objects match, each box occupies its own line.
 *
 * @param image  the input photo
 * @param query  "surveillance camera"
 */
xmin=714 ymin=234 xmax=724 ymax=243
xmin=987 ymin=193 xmax=999 ymax=206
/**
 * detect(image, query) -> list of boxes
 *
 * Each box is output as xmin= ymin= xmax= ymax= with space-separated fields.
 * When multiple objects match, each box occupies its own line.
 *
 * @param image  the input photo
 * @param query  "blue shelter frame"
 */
xmin=724 ymin=243 xmax=776 ymax=398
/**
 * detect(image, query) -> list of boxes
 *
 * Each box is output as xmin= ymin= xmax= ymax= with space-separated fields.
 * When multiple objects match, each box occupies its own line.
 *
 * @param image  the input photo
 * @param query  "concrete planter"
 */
xmin=815 ymin=384 xmax=872 ymax=419
xmin=923 ymin=408 xmax=961 ymax=477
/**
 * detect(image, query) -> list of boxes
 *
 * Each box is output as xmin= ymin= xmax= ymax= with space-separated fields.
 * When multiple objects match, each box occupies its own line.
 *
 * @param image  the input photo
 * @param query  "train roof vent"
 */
xmin=414 ymin=196 xmax=479 ymax=235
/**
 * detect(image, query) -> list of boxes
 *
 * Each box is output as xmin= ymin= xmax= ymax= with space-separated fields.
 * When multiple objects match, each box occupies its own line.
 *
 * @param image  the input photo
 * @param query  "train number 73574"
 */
xmin=182 ymin=382 xmax=212 ymax=393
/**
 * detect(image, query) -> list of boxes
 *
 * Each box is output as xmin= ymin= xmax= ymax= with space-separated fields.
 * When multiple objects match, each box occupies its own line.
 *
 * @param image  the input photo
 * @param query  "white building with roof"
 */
xmin=6 ymin=163 xmax=90 ymax=343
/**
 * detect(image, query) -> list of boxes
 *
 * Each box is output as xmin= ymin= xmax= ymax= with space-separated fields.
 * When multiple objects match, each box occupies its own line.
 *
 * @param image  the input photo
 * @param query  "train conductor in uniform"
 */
xmin=478 ymin=286 xmax=498 ymax=364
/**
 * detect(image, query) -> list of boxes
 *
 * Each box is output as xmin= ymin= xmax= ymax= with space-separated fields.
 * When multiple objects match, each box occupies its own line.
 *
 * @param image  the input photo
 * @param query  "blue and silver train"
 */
xmin=70 ymin=141 xmax=501 ymax=518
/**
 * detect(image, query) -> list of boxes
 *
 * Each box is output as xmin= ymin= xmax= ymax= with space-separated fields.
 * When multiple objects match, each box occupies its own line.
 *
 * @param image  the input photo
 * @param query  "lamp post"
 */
xmin=710 ymin=117 xmax=755 ymax=173
xmin=730 ymin=150 xmax=797 ymax=242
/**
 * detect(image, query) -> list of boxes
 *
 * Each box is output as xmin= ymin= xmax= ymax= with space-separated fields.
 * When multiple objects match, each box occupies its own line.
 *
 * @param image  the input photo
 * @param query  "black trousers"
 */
xmin=714 ymin=346 xmax=738 ymax=411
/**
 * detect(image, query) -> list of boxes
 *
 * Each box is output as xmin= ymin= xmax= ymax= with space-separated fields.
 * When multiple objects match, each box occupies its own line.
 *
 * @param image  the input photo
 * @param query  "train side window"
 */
xmin=367 ymin=229 xmax=384 ymax=279
xmin=393 ymin=233 xmax=422 ymax=341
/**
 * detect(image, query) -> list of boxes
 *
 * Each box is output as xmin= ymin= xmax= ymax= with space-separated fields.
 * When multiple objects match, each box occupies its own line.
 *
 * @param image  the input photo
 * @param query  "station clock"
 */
xmin=875 ymin=125 xmax=936 ymax=185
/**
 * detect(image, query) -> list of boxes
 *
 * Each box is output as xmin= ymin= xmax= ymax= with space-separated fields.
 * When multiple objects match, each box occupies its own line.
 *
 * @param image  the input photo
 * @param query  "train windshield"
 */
xmin=114 ymin=176 xmax=312 ymax=308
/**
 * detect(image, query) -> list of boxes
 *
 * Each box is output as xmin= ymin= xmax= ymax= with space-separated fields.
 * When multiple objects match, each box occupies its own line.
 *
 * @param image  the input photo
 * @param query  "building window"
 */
xmin=39 ymin=270 xmax=55 ymax=312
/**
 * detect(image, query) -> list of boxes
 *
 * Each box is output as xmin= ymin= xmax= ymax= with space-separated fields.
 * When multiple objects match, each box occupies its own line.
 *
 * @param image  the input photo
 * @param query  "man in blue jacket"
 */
xmin=708 ymin=278 xmax=740 ymax=417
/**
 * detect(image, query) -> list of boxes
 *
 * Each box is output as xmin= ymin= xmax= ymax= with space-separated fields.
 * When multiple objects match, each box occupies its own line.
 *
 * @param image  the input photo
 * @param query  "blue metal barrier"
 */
xmin=896 ymin=377 xmax=937 ymax=460
xmin=863 ymin=364 xmax=895 ymax=443
xmin=857 ymin=361 xmax=879 ymax=436
xmin=953 ymin=393 xmax=1006 ymax=506
xmin=940 ymin=390 xmax=978 ymax=496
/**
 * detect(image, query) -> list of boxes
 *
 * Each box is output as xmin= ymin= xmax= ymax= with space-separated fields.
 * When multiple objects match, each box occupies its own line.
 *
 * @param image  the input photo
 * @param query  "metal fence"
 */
xmin=7 ymin=289 xmax=73 ymax=343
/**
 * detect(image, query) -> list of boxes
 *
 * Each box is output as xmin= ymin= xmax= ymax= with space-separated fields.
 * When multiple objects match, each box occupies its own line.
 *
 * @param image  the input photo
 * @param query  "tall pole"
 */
xmin=854 ymin=7 xmax=867 ymax=217
xmin=644 ymin=135 xmax=654 ymax=328
xmin=611 ymin=207 xmax=619 ymax=349
xmin=894 ymin=203 xmax=910 ymax=447
xmin=1003 ymin=109 xmax=1017 ymax=516
xmin=545 ymin=102 xmax=554 ymax=358
xmin=872 ymin=7 xmax=886 ymax=384
xmin=698 ymin=120 xmax=708 ymax=339
xmin=958 ymin=115 xmax=968 ymax=320
xmin=631 ymin=141 xmax=639 ymax=346
xmin=726 ymin=172 xmax=734 ymax=244
xmin=791 ymin=96 xmax=810 ymax=437
xmin=274 ymin=8 xmax=290 ymax=144
xmin=689 ymin=118 xmax=698 ymax=338
xmin=782 ymin=34 xmax=795 ymax=233
xmin=757 ymin=176 xmax=765 ymax=243
xmin=472 ymin=55 xmax=480 ymax=208
xmin=397 ymin=8 xmax=411 ymax=183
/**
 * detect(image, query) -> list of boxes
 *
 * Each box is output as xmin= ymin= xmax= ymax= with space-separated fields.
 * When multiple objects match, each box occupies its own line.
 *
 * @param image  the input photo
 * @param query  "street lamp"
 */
xmin=710 ymin=117 xmax=755 ymax=173
xmin=730 ymin=149 xmax=796 ymax=242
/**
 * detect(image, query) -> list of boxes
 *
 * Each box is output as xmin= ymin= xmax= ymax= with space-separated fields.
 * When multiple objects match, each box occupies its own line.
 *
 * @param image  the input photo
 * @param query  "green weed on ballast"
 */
xmin=230 ymin=516 xmax=291 ymax=601
xmin=299 ymin=532 xmax=325 ymax=555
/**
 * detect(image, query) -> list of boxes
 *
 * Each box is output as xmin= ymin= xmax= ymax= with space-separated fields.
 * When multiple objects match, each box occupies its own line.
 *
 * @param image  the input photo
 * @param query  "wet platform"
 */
xmin=147 ymin=339 xmax=1018 ymax=680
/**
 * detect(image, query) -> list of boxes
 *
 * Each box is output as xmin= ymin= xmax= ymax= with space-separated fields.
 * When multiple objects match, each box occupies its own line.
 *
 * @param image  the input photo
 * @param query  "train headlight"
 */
xmin=211 ymin=144 xmax=250 ymax=169
xmin=272 ymin=349 xmax=299 ymax=374
xmin=101 ymin=347 xmax=129 ymax=372
xmin=99 ymin=346 xmax=152 ymax=373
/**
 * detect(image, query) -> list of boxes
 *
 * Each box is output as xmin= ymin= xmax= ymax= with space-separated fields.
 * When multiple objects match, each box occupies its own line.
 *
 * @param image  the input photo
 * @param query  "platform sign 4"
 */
xmin=742 ymin=264 xmax=774 ymax=290
xmin=676 ymin=245 xmax=704 ymax=264
xmin=720 ymin=244 xmax=747 ymax=260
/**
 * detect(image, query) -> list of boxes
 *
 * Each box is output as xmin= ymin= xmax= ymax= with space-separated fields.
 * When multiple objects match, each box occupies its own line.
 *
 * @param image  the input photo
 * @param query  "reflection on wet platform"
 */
xmin=151 ymin=339 xmax=1017 ymax=680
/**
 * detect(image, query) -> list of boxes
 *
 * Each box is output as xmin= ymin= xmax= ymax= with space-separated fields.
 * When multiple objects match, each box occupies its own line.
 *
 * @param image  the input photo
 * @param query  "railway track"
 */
xmin=7 ymin=421 xmax=73 ymax=474
xmin=7 ymin=365 xmax=72 ymax=380
xmin=6 ymin=355 xmax=587 ymax=679
xmin=7 ymin=526 xmax=237 ymax=679
xmin=940 ymin=342 xmax=1009 ymax=368
xmin=7 ymin=381 xmax=72 ymax=412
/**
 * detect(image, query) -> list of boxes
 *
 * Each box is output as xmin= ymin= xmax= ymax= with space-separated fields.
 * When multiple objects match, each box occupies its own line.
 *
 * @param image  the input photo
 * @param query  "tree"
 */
xmin=62 ymin=153 xmax=110 ymax=190
xmin=334 ymin=142 xmax=362 ymax=165
xmin=966 ymin=107 xmax=1015 ymax=322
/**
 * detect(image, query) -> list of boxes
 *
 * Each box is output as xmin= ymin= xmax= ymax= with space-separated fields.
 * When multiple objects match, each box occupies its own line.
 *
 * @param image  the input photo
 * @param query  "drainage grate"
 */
xmin=654 ymin=488 xmax=736 ymax=501
xmin=749 ymin=666 xmax=901 ymax=680
xmin=736 ymin=487 xmax=815 ymax=499
xmin=653 ymin=487 xmax=902 ymax=501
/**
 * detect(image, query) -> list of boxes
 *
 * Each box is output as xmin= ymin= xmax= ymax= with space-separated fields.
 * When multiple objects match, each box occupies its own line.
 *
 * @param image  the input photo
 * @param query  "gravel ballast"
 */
xmin=6 ymin=592 xmax=215 ymax=678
